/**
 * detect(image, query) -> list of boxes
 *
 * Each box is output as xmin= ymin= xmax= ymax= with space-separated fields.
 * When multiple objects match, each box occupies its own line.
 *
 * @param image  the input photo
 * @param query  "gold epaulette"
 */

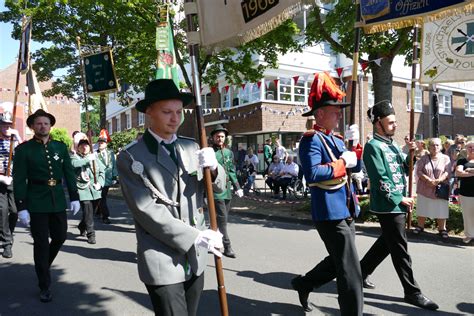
xmin=303 ymin=129 xmax=316 ymax=137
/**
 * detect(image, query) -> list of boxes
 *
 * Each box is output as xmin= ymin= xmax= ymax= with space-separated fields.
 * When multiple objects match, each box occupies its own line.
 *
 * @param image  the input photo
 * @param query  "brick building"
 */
xmin=0 ymin=63 xmax=81 ymax=140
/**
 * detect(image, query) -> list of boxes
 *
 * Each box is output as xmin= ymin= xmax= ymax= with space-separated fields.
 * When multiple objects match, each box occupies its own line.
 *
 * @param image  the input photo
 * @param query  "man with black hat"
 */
xmin=210 ymin=124 xmax=243 ymax=258
xmin=359 ymin=100 xmax=439 ymax=310
xmin=96 ymin=129 xmax=117 ymax=224
xmin=291 ymin=72 xmax=363 ymax=314
xmin=0 ymin=103 xmax=21 ymax=258
xmin=13 ymin=109 xmax=80 ymax=302
xmin=117 ymin=79 xmax=226 ymax=315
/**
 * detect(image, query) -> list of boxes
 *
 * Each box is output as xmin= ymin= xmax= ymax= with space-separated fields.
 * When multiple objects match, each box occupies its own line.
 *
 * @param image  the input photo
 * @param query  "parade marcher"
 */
xmin=71 ymin=139 xmax=105 ymax=244
xmin=96 ymin=129 xmax=117 ymax=224
xmin=0 ymin=103 xmax=20 ymax=258
xmin=13 ymin=109 xmax=80 ymax=303
xmin=359 ymin=100 xmax=439 ymax=310
xmin=210 ymin=124 xmax=244 ymax=258
xmin=291 ymin=72 xmax=363 ymax=314
xmin=71 ymin=131 xmax=87 ymax=155
xmin=263 ymin=138 xmax=273 ymax=173
xmin=116 ymin=79 xmax=226 ymax=316
xmin=274 ymin=155 xmax=299 ymax=200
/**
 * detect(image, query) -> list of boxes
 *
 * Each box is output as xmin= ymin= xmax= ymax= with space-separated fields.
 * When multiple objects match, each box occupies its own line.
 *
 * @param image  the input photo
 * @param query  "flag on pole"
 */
xmin=156 ymin=5 xmax=179 ymax=88
xmin=20 ymin=17 xmax=32 ymax=74
xmin=26 ymin=67 xmax=47 ymax=114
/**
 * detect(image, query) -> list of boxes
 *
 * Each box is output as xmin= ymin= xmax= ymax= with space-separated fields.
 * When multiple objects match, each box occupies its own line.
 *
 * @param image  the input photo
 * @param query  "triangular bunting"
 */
xmin=224 ymin=85 xmax=230 ymax=93
xmin=273 ymin=79 xmax=279 ymax=87
xmin=374 ymin=58 xmax=383 ymax=67
xmin=292 ymin=76 xmax=300 ymax=84
xmin=336 ymin=67 xmax=344 ymax=78
xmin=361 ymin=61 xmax=369 ymax=72
xmin=241 ymin=83 xmax=246 ymax=90
xmin=211 ymin=86 xmax=217 ymax=93
xmin=257 ymin=81 xmax=262 ymax=89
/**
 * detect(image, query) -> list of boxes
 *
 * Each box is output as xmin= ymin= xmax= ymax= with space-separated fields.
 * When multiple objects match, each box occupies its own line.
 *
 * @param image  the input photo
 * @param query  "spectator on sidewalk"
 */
xmin=413 ymin=138 xmax=451 ymax=239
xmin=243 ymin=148 xmax=259 ymax=194
xmin=455 ymin=140 xmax=474 ymax=244
xmin=263 ymin=138 xmax=273 ymax=173
xmin=274 ymin=156 xmax=299 ymax=200
xmin=265 ymin=156 xmax=283 ymax=198
xmin=274 ymin=139 xmax=288 ymax=163
xmin=441 ymin=139 xmax=454 ymax=155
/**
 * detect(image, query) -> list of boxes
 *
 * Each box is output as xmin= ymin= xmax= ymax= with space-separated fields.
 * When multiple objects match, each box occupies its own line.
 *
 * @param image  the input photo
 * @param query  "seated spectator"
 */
xmin=274 ymin=156 xmax=299 ymax=200
xmin=265 ymin=156 xmax=283 ymax=198
xmin=414 ymin=138 xmax=451 ymax=239
xmin=243 ymin=148 xmax=259 ymax=194
xmin=455 ymin=140 xmax=474 ymax=244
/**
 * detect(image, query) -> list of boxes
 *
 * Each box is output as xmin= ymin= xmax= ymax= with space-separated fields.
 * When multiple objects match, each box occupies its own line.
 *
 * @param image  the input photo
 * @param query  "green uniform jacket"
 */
xmin=363 ymin=133 xmax=410 ymax=214
xmin=213 ymin=146 xmax=240 ymax=200
xmin=97 ymin=148 xmax=118 ymax=186
xmin=71 ymin=153 xmax=105 ymax=201
xmin=13 ymin=137 xmax=79 ymax=213
xmin=264 ymin=144 xmax=273 ymax=163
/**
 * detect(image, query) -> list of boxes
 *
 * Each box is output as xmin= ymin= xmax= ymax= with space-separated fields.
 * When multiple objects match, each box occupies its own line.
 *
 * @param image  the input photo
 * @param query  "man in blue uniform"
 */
xmin=291 ymin=73 xmax=362 ymax=315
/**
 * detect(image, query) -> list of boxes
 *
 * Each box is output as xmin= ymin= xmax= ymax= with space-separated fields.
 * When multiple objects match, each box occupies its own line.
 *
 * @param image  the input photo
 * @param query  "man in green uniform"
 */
xmin=13 ymin=109 xmax=80 ymax=303
xmin=211 ymin=125 xmax=243 ymax=258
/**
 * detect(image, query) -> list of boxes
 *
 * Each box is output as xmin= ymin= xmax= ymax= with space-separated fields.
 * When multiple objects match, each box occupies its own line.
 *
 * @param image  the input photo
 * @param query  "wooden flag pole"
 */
xmin=76 ymin=36 xmax=97 ymax=183
xmin=407 ymin=25 xmax=420 ymax=230
xmin=6 ymin=16 xmax=29 ymax=177
xmin=184 ymin=1 xmax=229 ymax=315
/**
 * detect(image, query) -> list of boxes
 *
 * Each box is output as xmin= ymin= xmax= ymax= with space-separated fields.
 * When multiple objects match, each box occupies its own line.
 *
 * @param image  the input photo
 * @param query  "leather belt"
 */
xmin=30 ymin=179 xmax=61 ymax=187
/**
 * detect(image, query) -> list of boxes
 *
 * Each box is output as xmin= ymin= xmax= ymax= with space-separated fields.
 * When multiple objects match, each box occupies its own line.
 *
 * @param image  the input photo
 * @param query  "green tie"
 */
xmin=161 ymin=141 xmax=178 ymax=165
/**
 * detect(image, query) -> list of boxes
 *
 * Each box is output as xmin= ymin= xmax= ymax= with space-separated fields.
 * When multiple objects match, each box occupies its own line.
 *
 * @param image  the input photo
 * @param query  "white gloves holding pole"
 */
xmin=235 ymin=189 xmax=244 ymax=198
xmin=70 ymin=200 xmax=81 ymax=216
xmin=0 ymin=175 xmax=12 ymax=185
xmin=196 ymin=148 xmax=218 ymax=171
xmin=195 ymin=229 xmax=223 ymax=257
xmin=344 ymin=124 xmax=360 ymax=146
xmin=341 ymin=151 xmax=358 ymax=168
xmin=18 ymin=210 xmax=30 ymax=226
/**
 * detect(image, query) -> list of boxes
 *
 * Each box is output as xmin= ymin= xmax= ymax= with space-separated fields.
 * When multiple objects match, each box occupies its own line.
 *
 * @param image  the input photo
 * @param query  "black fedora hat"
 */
xmin=26 ymin=109 xmax=56 ymax=127
xmin=136 ymin=79 xmax=194 ymax=113
xmin=211 ymin=124 xmax=228 ymax=137
xmin=302 ymin=92 xmax=350 ymax=117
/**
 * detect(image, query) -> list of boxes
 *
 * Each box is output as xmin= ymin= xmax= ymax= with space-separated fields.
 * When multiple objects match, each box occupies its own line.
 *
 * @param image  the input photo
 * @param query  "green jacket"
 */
xmin=71 ymin=153 xmax=105 ymax=201
xmin=363 ymin=133 xmax=409 ymax=214
xmin=213 ymin=146 xmax=240 ymax=200
xmin=264 ymin=144 xmax=273 ymax=162
xmin=13 ymin=137 xmax=79 ymax=213
xmin=97 ymin=148 xmax=117 ymax=186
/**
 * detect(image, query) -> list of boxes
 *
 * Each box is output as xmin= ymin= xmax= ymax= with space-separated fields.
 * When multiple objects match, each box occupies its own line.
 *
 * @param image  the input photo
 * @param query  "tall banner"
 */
xmin=421 ymin=8 xmax=474 ymax=83
xmin=26 ymin=67 xmax=48 ymax=113
xmin=196 ymin=0 xmax=306 ymax=48
xmin=360 ymin=0 xmax=473 ymax=33
xmin=20 ymin=17 xmax=32 ymax=74
xmin=156 ymin=5 xmax=179 ymax=87
xmin=82 ymin=49 xmax=119 ymax=94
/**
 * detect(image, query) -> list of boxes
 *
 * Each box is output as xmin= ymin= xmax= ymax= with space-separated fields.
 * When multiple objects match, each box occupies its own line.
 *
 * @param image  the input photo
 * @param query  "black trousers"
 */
xmin=275 ymin=177 xmax=292 ymax=197
xmin=299 ymin=219 xmax=363 ymax=316
xmin=0 ymin=183 xmax=17 ymax=247
xmin=360 ymin=213 xmax=421 ymax=296
xmin=29 ymin=211 xmax=67 ymax=291
xmin=145 ymin=273 xmax=204 ymax=316
xmin=79 ymin=200 xmax=98 ymax=237
xmin=97 ymin=186 xmax=110 ymax=219
xmin=215 ymin=199 xmax=232 ymax=247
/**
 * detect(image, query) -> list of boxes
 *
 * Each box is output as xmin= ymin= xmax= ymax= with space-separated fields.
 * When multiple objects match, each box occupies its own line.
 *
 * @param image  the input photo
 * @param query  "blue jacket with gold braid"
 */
xmin=299 ymin=125 xmax=360 ymax=222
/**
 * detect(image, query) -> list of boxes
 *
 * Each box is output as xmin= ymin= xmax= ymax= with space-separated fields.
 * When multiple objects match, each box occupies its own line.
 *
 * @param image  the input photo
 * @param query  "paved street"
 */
xmin=1 ymin=198 xmax=473 ymax=316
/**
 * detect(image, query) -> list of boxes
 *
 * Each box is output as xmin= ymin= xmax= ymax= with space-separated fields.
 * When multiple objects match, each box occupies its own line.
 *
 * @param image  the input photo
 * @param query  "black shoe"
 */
xmin=363 ymin=276 xmax=376 ymax=289
xmin=87 ymin=235 xmax=96 ymax=244
xmin=223 ymin=246 xmax=236 ymax=258
xmin=102 ymin=218 xmax=111 ymax=224
xmin=39 ymin=289 xmax=52 ymax=303
xmin=404 ymin=293 xmax=439 ymax=310
xmin=2 ymin=245 xmax=12 ymax=258
xmin=291 ymin=276 xmax=313 ymax=312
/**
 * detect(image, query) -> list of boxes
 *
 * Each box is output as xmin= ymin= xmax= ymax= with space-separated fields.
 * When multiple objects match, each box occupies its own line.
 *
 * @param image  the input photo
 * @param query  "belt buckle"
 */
xmin=47 ymin=179 xmax=56 ymax=187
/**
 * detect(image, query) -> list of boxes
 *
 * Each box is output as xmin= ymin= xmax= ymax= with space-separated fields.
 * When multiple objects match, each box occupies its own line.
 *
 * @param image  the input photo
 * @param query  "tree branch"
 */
xmin=312 ymin=7 xmax=352 ymax=58
xmin=390 ymin=29 xmax=410 ymax=57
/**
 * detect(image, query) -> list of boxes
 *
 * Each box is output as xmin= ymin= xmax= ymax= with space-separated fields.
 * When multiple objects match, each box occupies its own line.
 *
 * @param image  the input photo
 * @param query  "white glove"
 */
xmin=341 ymin=151 xmax=357 ymax=168
xmin=196 ymin=148 xmax=218 ymax=171
xmin=70 ymin=200 xmax=80 ymax=216
xmin=0 ymin=175 xmax=12 ymax=185
xmin=112 ymin=180 xmax=117 ymax=185
xmin=235 ymin=189 xmax=244 ymax=198
xmin=345 ymin=124 xmax=360 ymax=145
xmin=18 ymin=210 xmax=30 ymax=226
xmin=6 ymin=128 xmax=20 ymax=139
xmin=93 ymin=183 xmax=102 ymax=191
xmin=88 ymin=153 xmax=96 ymax=161
xmin=195 ymin=229 xmax=223 ymax=257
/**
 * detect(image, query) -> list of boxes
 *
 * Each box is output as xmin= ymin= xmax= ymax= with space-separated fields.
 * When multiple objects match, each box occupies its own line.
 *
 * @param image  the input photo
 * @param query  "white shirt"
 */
xmin=275 ymin=145 xmax=287 ymax=160
xmin=244 ymin=154 xmax=259 ymax=169
xmin=279 ymin=162 xmax=299 ymax=178
xmin=148 ymin=128 xmax=177 ymax=155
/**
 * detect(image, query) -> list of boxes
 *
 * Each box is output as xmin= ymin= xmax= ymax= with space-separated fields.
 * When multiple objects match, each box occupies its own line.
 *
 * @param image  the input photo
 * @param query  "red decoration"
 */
xmin=241 ymin=83 xmax=246 ymax=90
xmin=257 ymin=81 xmax=262 ymax=89
xmin=336 ymin=67 xmax=344 ymax=78
xmin=273 ymin=79 xmax=279 ymax=87
xmin=211 ymin=86 xmax=217 ymax=93
xmin=361 ymin=61 xmax=369 ymax=72
xmin=99 ymin=129 xmax=112 ymax=143
xmin=292 ymin=75 xmax=300 ymax=84
xmin=224 ymin=85 xmax=230 ymax=93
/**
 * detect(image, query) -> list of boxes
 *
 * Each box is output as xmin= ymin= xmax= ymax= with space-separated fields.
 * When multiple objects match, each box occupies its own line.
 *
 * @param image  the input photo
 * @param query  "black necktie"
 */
xmin=161 ymin=141 xmax=178 ymax=165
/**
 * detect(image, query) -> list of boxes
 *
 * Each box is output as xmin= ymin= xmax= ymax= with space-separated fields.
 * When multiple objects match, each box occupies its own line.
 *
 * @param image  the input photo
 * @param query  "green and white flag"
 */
xmin=156 ymin=5 xmax=179 ymax=88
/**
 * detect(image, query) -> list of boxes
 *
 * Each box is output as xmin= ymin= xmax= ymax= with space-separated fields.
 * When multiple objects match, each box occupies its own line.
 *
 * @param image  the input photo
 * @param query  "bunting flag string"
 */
xmin=0 ymin=87 xmax=72 ymax=104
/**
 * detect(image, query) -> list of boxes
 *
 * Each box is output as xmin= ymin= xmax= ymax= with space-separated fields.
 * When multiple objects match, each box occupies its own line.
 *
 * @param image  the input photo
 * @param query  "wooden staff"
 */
xmin=6 ymin=17 xmax=27 ymax=177
xmin=184 ymin=1 xmax=229 ymax=315
xmin=407 ymin=25 xmax=420 ymax=230
xmin=76 ymin=36 xmax=97 ymax=183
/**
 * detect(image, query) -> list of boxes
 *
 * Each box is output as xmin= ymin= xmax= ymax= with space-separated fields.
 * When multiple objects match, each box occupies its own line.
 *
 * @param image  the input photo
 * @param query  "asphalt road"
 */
xmin=1 ymin=198 xmax=473 ymax=316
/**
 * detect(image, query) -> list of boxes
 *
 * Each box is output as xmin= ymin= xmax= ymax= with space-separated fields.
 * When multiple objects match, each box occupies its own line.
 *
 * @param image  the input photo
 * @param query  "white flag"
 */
xmin=26 ymin=67 xmax=48 ymax=113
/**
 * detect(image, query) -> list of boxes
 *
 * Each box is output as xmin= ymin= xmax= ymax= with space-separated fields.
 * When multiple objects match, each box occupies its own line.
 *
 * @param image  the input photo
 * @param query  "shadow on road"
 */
xmin=227 ymin=214 xmax=313 ymax=232
xmin=0 ymin=262 xmax=111 ymax=315
xmin=101 ymin=286 xmax=152 ymax=312
xmin=61 ymin=244 xmax=137 ymax=264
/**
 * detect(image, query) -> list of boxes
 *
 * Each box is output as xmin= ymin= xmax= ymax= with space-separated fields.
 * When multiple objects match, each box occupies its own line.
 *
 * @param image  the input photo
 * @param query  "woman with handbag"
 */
xmin=414 ymin=138 xmax=451 ymax=239
xmin=455 ymin=141 xmax=474 ymax=244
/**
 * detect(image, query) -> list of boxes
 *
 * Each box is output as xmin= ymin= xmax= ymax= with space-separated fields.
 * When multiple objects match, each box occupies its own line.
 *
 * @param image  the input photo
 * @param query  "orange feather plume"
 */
xmin=308 ymin=72 xmax=346 ymax=109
